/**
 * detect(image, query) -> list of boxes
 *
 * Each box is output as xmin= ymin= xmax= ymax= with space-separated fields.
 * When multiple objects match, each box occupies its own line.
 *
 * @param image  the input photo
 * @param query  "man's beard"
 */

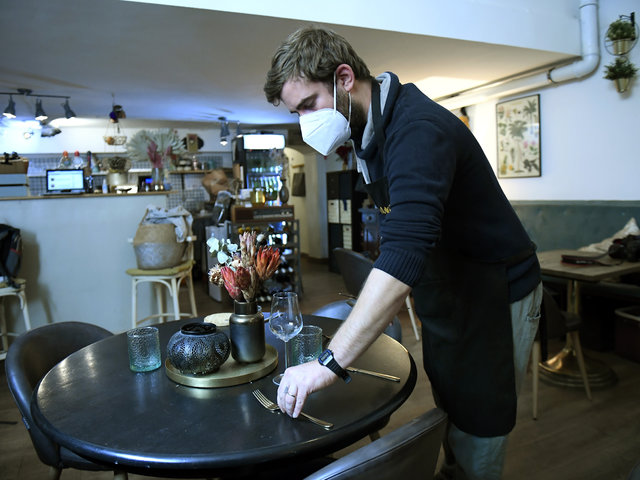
xmin=336 ymin=89 xmax=367 ymax=144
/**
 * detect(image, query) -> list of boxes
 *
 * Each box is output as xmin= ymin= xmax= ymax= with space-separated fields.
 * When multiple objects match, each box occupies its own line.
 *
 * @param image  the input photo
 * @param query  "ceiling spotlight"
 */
xmin=35 ymin=99 xmax=48 ymax=121
xmin=3 ymin=95 xmax=16 ymax=118
xmin=62 ymin=98 xmax=76 ymax=119
xmin=219 ymin=117 xmax=230 ymax=146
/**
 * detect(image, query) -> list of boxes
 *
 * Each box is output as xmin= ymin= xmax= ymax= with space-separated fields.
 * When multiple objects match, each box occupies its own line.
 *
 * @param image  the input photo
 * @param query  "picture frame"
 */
xmin=496 ymin=94 xmax=541 ymax=178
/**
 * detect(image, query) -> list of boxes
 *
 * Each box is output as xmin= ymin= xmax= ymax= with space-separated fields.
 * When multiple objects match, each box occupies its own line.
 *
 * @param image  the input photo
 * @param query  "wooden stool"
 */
xmin=126 ymin=259 xmax=198 ymax=329
xmin=127 ymin=235 xmax=198 ymax=328
xmin=0 ymin=278 xmax=32 ymax=360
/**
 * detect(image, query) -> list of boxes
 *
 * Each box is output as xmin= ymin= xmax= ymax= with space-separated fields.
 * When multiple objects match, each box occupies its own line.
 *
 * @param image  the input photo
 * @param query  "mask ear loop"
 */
xmin=334 ymin=71 xmax=352 ymax=125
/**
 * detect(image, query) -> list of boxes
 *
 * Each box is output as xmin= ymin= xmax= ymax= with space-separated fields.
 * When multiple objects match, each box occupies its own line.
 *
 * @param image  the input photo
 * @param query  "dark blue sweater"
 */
xmin=355 ymin=73 xmax=540 ymax=302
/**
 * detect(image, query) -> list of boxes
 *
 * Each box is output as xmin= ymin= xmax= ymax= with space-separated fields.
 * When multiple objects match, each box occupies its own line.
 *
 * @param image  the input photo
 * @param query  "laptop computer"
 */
xmin=45 ymin=169 xmax=86 ymax=195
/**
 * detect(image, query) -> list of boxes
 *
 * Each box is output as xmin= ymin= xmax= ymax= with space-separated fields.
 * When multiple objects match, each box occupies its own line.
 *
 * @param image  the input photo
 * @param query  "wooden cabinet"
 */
xmin=326 ymin=170 xmax=367 ymax=272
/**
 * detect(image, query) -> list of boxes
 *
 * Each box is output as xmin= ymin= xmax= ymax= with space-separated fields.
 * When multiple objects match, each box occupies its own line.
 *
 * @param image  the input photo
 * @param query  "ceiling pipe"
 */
xmin=436 ymin=0 xmax=599 ymax=110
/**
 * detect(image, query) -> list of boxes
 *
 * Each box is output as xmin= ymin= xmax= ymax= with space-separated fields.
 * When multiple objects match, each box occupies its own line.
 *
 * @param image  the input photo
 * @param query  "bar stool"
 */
xmin=0 ymin=278 xmax=32 ymax=360
xmin=126 ymin=236 xmax=198 ymax=328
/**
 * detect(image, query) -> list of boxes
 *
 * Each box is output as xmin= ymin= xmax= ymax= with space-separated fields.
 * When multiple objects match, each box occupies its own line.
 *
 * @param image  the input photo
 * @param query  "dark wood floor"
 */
xmin=2 ymin=257 xmax=640 ymax=479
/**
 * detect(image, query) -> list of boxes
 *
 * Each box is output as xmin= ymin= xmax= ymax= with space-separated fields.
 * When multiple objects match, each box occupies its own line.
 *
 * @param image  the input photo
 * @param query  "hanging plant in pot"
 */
xmin=126 ymin=128 xmax=186 ymax=190
xmin=207 ymin=232 xmax=281 ymax=363
xmin=604 ymin=57 xmax=638 ymax=93
xmin=606 ymin=17 xmax=637 ymax=55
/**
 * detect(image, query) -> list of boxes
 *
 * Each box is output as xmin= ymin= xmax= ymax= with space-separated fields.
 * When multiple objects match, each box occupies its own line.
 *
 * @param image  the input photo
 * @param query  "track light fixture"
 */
xmin=3 ymin=95 xmax=16 ymax=118
xmin=0 ymin=88 xmax=76 ymax=120
xmin=35 ymin=99 xmax=47 ymax=121
xmin=62 ymin=98 xmax=76 ymax=119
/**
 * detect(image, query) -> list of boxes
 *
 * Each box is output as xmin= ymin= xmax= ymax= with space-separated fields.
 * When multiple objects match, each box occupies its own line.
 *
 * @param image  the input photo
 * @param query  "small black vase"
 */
xmin=167 ymin=322 xmax=230 ymax=375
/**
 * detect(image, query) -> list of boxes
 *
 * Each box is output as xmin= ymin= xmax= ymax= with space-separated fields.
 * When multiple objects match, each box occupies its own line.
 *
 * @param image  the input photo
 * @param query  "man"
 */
xmin=264 ymin=26 xmax=542 ymax=480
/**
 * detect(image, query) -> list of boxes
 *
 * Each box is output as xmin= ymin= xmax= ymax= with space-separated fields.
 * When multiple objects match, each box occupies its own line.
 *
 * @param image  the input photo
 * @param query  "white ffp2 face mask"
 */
xmin=299 ymin=75 xmax=351 ymax=156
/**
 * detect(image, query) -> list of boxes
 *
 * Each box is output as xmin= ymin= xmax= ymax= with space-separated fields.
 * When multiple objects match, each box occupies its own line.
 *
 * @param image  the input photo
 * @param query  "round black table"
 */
xmin=32 ymin=315 xmax=417 ymax=478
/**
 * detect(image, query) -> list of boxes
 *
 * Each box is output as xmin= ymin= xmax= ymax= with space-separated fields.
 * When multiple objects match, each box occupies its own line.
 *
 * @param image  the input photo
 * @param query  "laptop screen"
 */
xmin=46 ymin=169 xmax=85 ymax=194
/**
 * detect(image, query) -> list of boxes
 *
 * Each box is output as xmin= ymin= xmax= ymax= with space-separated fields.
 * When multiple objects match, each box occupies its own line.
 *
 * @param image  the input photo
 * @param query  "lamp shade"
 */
xmin=62 ymin=99 xmax=76 ymax=119
xmin=35 ymin=99 xmax=48 ymax=121
xmin=3 ymin=96 xmax=16 ymax=118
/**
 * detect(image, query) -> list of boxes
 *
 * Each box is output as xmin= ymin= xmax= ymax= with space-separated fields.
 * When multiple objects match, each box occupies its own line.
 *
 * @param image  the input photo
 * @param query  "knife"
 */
xmin=346 ymin=367 xmax=400 ymax=382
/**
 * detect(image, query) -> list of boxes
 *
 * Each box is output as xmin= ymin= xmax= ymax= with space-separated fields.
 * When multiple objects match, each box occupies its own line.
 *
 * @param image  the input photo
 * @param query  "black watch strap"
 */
xmin=318 ymin=349 xmax=351 ymax=383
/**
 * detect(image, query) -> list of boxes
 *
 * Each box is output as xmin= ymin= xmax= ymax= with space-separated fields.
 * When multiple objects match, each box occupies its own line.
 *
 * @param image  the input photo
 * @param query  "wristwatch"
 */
xmin=318 ymin=349 xmax=351 ymax=383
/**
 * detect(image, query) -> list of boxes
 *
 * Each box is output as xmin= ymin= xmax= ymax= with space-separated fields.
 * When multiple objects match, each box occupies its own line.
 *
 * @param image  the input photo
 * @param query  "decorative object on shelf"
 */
xmin=605 ymin=14 xmax=638 ymax=56
xmin=604 ymin=57 xmax=638 ymax=93
xmin=104 ymin=95 xmax=127 ymax=145
xmin=279 ymin=177 xmax=289 ymax=204
xmin=496 ymin=94 xmax=541 ymax=179
xmin=207 ymin=232 xmax=281 ymax=363
xmin=166 ymin=322 xmax=230 ymax=375
xmin=106 ymin=156 xmax=130 ymax=191
xmin=127 ymin=129 xmax=186 ymax=167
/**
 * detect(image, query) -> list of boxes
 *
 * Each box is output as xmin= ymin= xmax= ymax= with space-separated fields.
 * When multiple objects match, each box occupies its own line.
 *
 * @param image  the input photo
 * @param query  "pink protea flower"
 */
xmin=255 ymin=246 xmax=281 ymax=281
xmin=220 ymin=266 xmax=242 ymax=300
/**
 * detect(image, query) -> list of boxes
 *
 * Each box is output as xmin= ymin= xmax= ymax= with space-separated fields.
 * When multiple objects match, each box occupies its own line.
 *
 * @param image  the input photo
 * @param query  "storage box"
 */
xmin=614 ymin=306 xmax=640 ymax=363
xmin=0 ymin=161 xmax=28 ymax=174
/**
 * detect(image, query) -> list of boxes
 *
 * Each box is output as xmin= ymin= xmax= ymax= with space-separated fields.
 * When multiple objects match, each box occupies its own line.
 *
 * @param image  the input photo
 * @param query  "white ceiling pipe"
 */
xmin=437 ymin=0 xmax=599 ymax=110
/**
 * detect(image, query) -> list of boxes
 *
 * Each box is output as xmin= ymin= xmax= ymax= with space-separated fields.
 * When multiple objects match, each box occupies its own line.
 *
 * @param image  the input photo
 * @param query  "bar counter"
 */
xmin=2 ymin=192 xmax=171 ymax=335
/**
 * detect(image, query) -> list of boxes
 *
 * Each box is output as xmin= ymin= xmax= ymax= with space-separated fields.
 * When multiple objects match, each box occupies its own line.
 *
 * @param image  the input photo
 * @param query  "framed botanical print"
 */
xmin=496 ymin=94 xmax=541 ymax=178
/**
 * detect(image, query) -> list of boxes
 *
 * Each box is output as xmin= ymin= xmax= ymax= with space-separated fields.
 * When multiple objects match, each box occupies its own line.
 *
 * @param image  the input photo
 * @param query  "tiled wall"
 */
xmin=24 ymin=152 xmax=231 ymax=213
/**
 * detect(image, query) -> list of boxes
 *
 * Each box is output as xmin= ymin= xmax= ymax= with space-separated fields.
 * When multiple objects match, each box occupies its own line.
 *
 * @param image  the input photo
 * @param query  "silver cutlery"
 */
xmin=346 ymin=367 xmax=401 ymax=382
xmin=251 ymin=389 xmax=333 ymax=430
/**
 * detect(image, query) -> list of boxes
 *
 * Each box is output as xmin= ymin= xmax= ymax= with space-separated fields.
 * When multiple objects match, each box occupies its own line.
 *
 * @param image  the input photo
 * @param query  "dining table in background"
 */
xmin=31 ymin=315 xmax=417 ymax=479
xmin=537 ymin=249 xmax=640 ymax=389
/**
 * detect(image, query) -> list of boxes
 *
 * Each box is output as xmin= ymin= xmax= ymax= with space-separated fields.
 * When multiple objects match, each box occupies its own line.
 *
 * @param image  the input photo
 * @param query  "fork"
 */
xmin=252 ymin=389 xmax=333 ymax=430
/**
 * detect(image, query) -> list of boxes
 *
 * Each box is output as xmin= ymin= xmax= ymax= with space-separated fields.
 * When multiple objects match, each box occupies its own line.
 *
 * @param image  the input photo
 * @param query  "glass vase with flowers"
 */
xmin=126 ymin=128 xmax=186 ymax=190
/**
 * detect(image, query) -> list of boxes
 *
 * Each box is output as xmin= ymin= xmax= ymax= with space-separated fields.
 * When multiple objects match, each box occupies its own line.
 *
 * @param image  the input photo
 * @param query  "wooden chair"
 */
xmin=0 ymin=277 xmax=31 ymax=360
xmin=126 ymin=235 xmax=198 ymax=328
xmin=5 ymin=322 xmax=127 ymax=480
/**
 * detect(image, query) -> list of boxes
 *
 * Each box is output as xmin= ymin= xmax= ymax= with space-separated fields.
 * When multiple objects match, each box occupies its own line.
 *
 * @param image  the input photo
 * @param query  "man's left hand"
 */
xmin=277 ymin=361 xmax=337 ymax=417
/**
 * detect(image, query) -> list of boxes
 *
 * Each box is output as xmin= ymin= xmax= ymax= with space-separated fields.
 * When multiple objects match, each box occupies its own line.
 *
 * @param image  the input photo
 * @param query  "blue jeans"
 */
xmin=437 ymin=282 xmax=542 ymax=480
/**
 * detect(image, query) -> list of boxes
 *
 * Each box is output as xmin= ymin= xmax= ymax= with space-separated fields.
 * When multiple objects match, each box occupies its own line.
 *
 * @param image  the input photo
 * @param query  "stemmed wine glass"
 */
xmin=269 ymin=291 xmax=304 ymax=385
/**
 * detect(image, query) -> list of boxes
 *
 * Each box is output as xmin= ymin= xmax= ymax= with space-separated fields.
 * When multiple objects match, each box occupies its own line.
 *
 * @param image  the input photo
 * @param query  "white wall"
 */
xmin=459 ymin=0 xmax=640 ymax=201
xmin=0 ymin=119 xmax=231 ymax=156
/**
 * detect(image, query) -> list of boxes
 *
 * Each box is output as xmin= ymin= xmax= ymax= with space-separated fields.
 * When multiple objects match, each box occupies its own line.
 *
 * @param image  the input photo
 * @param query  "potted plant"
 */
xmin=606 ymin=18 xmax=637 ymax=55
xmin=106 ymin=156 xmax=130 ymax=192
xmin=604 ymin=57 xmax=638 ymax=93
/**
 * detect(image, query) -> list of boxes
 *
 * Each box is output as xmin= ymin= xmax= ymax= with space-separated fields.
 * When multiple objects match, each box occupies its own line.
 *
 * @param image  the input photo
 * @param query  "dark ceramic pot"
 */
xmin=166 ymin=322 xmax=230 ymax=375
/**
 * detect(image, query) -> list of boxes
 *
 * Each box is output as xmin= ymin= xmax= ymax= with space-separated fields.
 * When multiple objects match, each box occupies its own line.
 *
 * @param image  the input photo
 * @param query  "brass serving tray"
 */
xmin=165 ymin=344 xmax=278 ymax=388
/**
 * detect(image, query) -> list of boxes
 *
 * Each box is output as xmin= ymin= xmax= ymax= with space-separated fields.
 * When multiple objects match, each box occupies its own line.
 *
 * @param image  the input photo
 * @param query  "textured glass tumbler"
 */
xmin=127 ymin=326 xmax=161 ymax=372
xmin=289 ymin=325 xmax=323 ymax=366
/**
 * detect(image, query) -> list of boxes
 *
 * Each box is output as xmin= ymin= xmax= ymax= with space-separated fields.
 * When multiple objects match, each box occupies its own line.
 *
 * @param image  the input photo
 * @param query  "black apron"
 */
xmin=364 ymin=78 xmax=529 ymax=437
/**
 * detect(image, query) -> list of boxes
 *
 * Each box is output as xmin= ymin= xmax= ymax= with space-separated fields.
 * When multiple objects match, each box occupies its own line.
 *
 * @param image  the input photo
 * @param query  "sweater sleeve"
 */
xmin=373 ymin=118 xmax=457 ymax=287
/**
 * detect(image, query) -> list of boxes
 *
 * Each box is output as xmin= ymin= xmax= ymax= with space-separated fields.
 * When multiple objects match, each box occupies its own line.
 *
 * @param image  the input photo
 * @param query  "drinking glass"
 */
xmin=289 ymin=325 xmax=323 ymax=366
xmin=127 ymin=326 xmax=161 ymax=372
xmin=269 ymin=291 xmax=304 ymax=385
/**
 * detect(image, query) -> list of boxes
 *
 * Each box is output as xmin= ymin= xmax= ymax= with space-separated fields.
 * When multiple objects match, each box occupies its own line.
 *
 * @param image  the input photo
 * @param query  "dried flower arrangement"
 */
xmin=207 ymin=232 xmax=281 ymax=302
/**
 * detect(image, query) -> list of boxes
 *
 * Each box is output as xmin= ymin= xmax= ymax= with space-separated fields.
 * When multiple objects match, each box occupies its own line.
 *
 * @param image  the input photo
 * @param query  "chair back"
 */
xmin=5 ymin=321 xmax=113 ymax=467
xmin=332 ymin=248 xmax=374 ymax=297
xmin=304 ymin=408 xmax=447 ymax=480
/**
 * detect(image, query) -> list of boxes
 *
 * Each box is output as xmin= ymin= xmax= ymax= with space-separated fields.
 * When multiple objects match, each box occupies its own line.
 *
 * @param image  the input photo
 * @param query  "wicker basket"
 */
xmin=133 ymin=223 xmax=186 ymax=269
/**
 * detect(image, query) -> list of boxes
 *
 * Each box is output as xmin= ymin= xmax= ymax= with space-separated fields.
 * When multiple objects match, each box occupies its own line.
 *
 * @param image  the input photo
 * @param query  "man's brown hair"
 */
xmin=264 ymin=25 xmax=371 ymax=105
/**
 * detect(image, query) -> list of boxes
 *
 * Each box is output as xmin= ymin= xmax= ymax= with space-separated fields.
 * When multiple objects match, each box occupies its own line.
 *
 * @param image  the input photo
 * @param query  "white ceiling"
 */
xmin=0 ymin=0 xmax=580 ymax=129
